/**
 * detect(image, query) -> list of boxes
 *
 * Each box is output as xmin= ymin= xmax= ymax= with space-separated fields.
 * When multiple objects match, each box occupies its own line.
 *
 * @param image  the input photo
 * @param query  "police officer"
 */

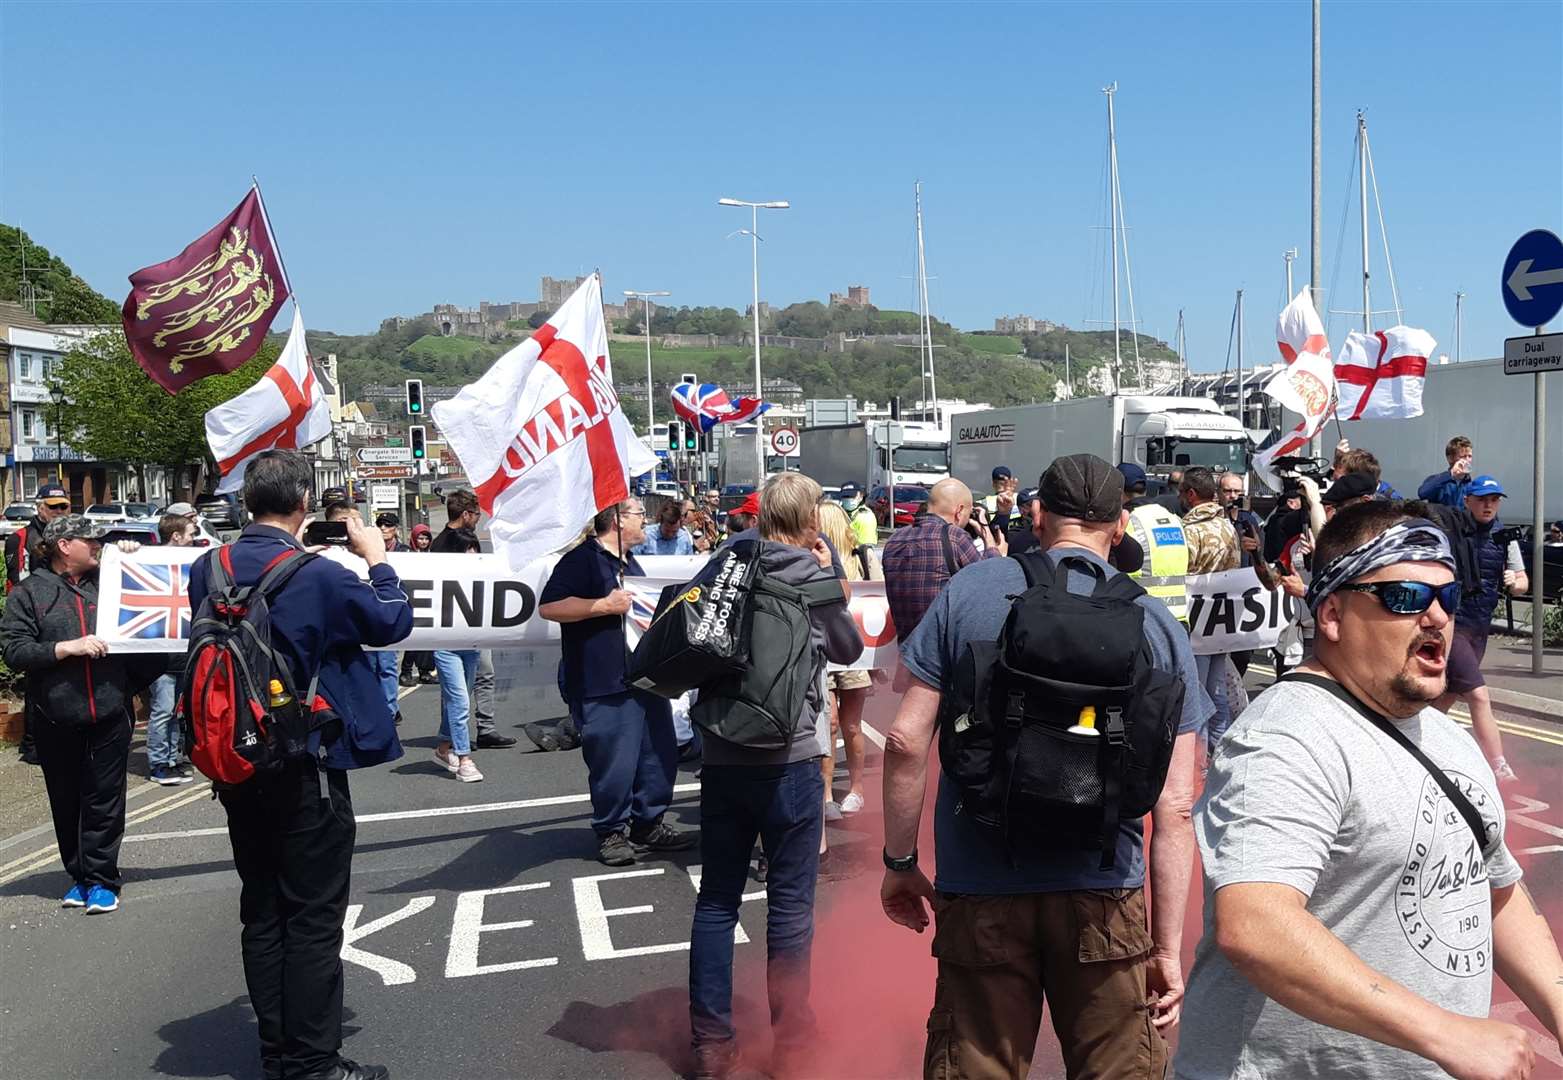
xmin=838 ymin=483 xmax=879 ymax=547
xmin=1118 ymin=463 xmax=1189 ymax=622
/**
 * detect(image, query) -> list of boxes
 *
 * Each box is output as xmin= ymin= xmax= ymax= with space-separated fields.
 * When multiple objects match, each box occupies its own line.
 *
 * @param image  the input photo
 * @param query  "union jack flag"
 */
xmin=722 ymin=396 xmax=771 ymax=425
xmin=622 ymin=579 xmax=663 ymax=649
xmin=670 ymin=383 xmax=732 ymax=432
xmin=117 ymin=561 xmax=193 ymax=640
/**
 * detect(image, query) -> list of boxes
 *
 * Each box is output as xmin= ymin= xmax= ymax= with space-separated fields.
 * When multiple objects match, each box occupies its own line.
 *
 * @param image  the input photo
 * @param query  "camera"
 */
xmin=1491 ymin=525 xmax=1527 ymax=549
xmin=1271 ymin=455 xmax=1330 ymax=500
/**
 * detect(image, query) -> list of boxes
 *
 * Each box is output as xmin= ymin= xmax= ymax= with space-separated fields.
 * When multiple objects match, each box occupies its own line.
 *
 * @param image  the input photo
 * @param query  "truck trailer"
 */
xmin=798 ymin=420 xmax=949 ymax=493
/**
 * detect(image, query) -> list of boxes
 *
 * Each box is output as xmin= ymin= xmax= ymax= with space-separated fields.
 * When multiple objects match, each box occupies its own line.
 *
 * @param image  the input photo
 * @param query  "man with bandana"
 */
xmin=1176 ymin=501 xmax=1563 ymax=1079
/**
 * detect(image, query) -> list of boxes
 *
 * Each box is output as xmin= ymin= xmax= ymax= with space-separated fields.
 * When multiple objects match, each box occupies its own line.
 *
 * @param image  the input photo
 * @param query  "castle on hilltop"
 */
xmin=382 ymin=276 xmax=630 ymax=340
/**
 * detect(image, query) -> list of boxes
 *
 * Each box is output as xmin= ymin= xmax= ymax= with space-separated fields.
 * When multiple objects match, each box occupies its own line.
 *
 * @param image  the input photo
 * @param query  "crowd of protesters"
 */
xmin=2 ymin=433 xmax=1559 ymax=1080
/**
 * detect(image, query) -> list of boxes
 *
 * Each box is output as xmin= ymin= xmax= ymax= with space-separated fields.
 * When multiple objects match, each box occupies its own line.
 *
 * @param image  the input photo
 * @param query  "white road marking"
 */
xmin=446 ymin=882 xmax=558 ymax=977
xmin=860 ymin=719 xmax=887 ymax=749
xmin=573 ymin=868 xmax=690 ymax=960
xmin=342 ymin=895 xmax=438 ymax=986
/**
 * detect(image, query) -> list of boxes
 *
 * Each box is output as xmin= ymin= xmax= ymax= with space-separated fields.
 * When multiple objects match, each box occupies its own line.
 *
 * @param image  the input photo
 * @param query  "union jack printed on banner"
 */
xmin=623 ymin=579 xmax=662 ymax=649
xmin=670 ymin=383 xmax=733 ymax=432
xmin=117 ymin=561 xmax=193 ymax=640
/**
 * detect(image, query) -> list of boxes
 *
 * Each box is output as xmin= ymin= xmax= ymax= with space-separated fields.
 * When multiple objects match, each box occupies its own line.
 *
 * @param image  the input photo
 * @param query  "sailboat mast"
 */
xmin=1104 ymin=82 xmax=1121 ymax=389
xmin=915 ymin=180 xmax=938 ymax=427
xmin=1176 ymin=309 xmax=1186 ymax=389
xmin=1359 ymin=110 xmax=1371 ymax=335
xmin=1236 ymin=289 xmax=1245 ymax=430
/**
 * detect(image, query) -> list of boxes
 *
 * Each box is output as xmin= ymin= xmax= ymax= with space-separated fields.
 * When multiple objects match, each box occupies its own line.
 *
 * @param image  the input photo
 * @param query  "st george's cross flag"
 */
xmin=205 ymin=307 xmax=332 ymax=494
xmin=1254 ymin=290 xmax=1337 ymax=486
xmin=431 ymin=274 xmax=657 ymax=571
xmin=123 ymin=186 xmax=290 ymax=394
xmin=1334 ymin=326 xmax=1436 ymax=421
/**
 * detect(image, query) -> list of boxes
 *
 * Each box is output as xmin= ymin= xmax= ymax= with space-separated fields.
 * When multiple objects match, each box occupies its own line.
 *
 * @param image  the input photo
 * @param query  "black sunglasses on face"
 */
xmin=1336 ymin=580 xmax=1461 ymax=616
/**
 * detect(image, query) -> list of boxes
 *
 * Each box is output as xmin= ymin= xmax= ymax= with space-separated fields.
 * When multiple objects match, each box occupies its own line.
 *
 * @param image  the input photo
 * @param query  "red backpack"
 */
xmin=176 ymin=546 xmax=336 ymax=786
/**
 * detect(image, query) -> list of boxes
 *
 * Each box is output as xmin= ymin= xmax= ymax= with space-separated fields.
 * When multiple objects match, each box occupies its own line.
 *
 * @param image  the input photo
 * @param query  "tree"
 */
xmin=0 ymin=224 xmax=121 ymax=325
xmin=527 ymin=310 xmax=552 ymax=329
xmin=56 ymin=329 xmax=279 ymax=498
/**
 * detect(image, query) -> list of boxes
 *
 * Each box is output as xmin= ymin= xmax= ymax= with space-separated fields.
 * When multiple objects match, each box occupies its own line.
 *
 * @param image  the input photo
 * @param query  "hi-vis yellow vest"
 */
xmin=1125 ymin=503 xmax=1189 ymax=622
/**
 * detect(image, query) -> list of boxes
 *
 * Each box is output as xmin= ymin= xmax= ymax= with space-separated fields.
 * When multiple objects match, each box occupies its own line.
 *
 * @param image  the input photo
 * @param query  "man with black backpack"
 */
xmin=879 ymin=453 xmax=1210 ymax=1080
xmin=1176 ymin=500 xmax=1562 ymax=1079
xmin=185 ymin=450 xmax=411 ymax=1080
xmin=683 ymin=471 xmax=864 ymax=1080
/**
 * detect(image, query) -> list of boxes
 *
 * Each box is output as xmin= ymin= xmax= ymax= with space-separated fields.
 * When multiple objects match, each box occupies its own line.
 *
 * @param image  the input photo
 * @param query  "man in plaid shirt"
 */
xmin=882 ymin=478 xmax=1004 ymax=645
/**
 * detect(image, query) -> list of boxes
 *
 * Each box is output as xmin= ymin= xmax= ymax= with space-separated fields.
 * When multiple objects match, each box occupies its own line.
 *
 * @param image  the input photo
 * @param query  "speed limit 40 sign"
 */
xmin=770 ymin=426 xmax=799 ymax=456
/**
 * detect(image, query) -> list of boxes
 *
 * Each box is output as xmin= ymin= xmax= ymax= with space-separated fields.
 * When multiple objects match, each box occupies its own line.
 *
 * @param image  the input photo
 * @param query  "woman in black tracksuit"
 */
xmin=0 ymin=516 xmax=164 ymax=913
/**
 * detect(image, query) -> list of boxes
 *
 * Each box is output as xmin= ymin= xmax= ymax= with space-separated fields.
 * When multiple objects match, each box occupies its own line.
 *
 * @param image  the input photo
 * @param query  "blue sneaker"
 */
xmin=61 ymin=883 xmax=88 ymax=908
xmin=84 ymin=885 xmax=119 ymax=914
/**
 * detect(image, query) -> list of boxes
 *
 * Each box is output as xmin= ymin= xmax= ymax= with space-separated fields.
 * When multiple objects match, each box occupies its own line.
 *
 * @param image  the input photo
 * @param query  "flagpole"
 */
xmin=251 ymin=176 xmax=293 ymax=299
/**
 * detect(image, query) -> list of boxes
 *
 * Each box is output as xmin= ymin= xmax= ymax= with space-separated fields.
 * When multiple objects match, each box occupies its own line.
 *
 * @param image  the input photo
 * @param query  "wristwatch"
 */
xmin=882 ymin=848 xmax=918 ymax=873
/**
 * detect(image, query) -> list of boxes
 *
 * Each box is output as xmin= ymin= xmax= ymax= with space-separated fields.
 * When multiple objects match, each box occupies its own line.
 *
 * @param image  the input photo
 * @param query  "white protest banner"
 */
xmin=1185 ymin=567 xmax=1303 ymax=655
xmin=96 ymin=547 xmax=902 ymax=670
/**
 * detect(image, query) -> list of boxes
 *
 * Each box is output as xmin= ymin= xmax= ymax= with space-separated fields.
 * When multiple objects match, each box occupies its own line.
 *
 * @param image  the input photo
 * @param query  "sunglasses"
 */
xmin=1336 ymin=580 xmax=1461 ymax=616
xmin=43 ymin=501 xmax=70 ymax=511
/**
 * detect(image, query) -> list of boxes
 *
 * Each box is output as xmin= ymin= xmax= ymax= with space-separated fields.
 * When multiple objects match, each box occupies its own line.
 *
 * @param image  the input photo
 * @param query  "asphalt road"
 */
xmin=1 ymin=664 xmax=1560 ymax=1080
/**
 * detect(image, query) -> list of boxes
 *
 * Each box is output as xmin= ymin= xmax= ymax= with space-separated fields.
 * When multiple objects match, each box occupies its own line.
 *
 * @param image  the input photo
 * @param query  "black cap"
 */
xmin=1017 ymin=486 xmax=1040 ymax=507
xmin=1321 ymin=471 xmax=1378 ymax=505
xmin=1115 ymin=462 xmax=1148 ymax=493
xmin=375 ymin=512 xmax=401 ymax=527
xmin=1040 ymin=454 xmax=1124 ymax=523
xmin=992 ymin=465 xmax=1013 ymax=481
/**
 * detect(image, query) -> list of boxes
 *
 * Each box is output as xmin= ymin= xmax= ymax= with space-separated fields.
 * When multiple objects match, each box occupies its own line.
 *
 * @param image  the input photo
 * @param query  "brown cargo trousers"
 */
xmin=923 ymin=888 xmax=1168 ymax=1080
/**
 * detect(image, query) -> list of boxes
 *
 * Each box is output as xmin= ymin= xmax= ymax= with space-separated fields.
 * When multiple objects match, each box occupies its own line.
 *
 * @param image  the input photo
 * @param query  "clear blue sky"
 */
xmin=3 ymin=1 xmax=1558 ymax=371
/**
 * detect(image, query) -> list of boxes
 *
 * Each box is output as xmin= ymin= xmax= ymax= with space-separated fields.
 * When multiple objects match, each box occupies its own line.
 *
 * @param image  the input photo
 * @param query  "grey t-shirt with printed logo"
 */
xmin=1175 ymin=675 xmax=1522 ymax=1080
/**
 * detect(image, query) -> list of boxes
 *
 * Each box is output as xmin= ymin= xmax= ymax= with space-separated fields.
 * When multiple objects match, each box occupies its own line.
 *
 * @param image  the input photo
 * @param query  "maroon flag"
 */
xmin=121 ymin=187 xmax=290 ymax=394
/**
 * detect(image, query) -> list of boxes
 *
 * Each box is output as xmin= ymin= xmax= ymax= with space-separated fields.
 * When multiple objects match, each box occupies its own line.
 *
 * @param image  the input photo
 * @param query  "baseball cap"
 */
xmin=1115 ymin=462 xmax=1148 ymax=493
xmin=1017 ymin=486 xmax=1040 ymax=507
xmin=1320 ymin=471 xmax=1379 ymax=505
xmin=1040 ymin=454 xmax=1124 ymax=523
xmin=839 ymin=482 xmax=861 ymax=498
xmin=734 ymin=492 xmax=761 ymax=517
xmin=992 ymin=465 xmax=1013 ymax=482
xmin=164 ymin=501 xmax=197 ymax=517
xmin=37 ymin=483 xmax=69 ymax=505
xmin=1467 ymin=475 xmax=1506 ymax=498
xmin=43 ymin=515 xmax=108 ymax=545
xmin=375 ymin=512 xmax=401 ymax=527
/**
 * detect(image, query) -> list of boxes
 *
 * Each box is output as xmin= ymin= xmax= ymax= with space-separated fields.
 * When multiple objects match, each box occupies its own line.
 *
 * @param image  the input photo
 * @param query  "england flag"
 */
xmin=432 ymin=274 xmax=656 ymax=571
xmin=1334 ymin=326 xmax=1435 ymax=421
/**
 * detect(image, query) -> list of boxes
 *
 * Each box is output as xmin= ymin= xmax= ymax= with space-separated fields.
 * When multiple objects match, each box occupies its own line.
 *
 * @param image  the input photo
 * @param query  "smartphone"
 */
xmin=304 ymin=520 xmax=350 ymax=547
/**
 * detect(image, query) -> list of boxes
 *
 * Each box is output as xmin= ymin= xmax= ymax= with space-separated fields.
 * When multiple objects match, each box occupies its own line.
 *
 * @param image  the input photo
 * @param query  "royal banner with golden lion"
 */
xmin=121 ymin=186 xmax=290 ymax=393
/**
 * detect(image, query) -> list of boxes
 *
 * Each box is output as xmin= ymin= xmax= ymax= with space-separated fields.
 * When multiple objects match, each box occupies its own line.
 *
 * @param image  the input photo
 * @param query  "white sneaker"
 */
xmin=823 ymin=801 xmax=843 ymax=822
xmin=839 ymin=791 xmax=865 ymax=815
xmin=456 ymin=760 xmax=484 ymax=783
xmin=433 ymin=747 xmax=459 ymax=773
xmin=1491 ymin=758 xmax=1518 ymax=784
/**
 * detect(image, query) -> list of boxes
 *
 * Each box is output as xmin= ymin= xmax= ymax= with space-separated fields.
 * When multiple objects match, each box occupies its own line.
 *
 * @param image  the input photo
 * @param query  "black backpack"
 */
xmin=937 ymin=551 xmax=1185 ymax=869
xmin=177 ymin=546 xmax=337 ymax=787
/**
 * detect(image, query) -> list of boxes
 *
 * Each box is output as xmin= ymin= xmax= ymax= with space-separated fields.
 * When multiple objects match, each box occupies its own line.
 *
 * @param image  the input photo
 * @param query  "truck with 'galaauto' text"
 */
xmin=948 ymin=394 xmax=1250 ymax=490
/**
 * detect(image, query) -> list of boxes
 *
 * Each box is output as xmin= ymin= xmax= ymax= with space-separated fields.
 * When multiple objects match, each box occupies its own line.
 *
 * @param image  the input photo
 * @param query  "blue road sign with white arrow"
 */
xmin=1501 ymin=228 xmax=1563 ymax=329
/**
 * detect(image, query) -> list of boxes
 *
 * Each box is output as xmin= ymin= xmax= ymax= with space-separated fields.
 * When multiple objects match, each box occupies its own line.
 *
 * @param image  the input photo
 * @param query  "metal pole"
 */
xmin=1105 ymin=83 xmax=1121 ymax=390
xmin=1455 ymin=292 xmax=1465 ymax=363
xmin=1359 ymin=111 xmax=1371 ymax=335
xmin=55 ymin=398 xmax=64 ymax=483
xmin=645 ymin=298 xmax=655 ymax=435
xmin=1065 ymin=343 xmax=1071 ymax=392
xmin=1284 ymin=248 xmax=1297 ymax=300
xmin=1534 ymin=335 xmax=1547 ymax=677
xmin=1310 ymin=0 xmax=1322 ymax=317
xmin=1236 ymin=289 xmax=1245 ymax=430
xmin=915 ymin=181 xmax=940 ymax=429
xmin=750 ymin=205 xmax=764 ymax=483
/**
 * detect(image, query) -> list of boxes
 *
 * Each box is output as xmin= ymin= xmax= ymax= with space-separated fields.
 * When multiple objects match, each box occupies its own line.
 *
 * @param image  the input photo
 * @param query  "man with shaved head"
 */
xmin=881 ymin=478 xmax=1004 ymax=645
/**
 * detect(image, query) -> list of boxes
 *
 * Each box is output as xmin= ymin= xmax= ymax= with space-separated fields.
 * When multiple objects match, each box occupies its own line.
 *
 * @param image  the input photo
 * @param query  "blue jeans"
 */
xmin=689 ymin=760 xmax=824 ymax=1051
xmin=146 ymin=674 xmax=179 ymax=769
xmin=434 ymin=650 xmax=479 ymax=756
xmin=570 ymin=690 xmax=677 ymax=836
xmin=1196 ymin=652 xmax=1232 ymax=755
xmin=367 ymin=651 xmax=399 ymax=717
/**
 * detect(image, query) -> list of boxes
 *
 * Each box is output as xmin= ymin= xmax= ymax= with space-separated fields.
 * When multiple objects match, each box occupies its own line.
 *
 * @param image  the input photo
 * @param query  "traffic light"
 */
xmin=405 ymin=378 xmax=424 ymax=416
xmin=666 ymin=421 xmax=682 ymax=451
xmin=410 ymin=425 xmax=426 ymax=459
xmin=698 ymin=429 xmax=713 ymax=453
xmin=684 ymin=424 xmax=698 ymax=452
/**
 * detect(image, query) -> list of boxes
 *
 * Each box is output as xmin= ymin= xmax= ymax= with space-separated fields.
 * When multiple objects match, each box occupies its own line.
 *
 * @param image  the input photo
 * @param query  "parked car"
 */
xmin=85 ymin=503 xmax=134 ymax=524
xmin=870 ymin=484 xmax=930 ymax=527
xmin=124 ymin=502 xmax=162 ymax=520
xmin=0 ymin=502 xmax=37 ymax=536
xmin=100 ymin=520 xmax=220 ymax=548
xmin=196 ymin=493 xmax=243 ymax=530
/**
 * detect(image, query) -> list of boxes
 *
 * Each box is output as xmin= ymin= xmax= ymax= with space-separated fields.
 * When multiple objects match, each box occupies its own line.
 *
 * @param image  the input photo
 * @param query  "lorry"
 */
xmin=798 ymin=419 xmax=949 ymax=493
xmin=948 ymin=394 xmax=1250 ymax=491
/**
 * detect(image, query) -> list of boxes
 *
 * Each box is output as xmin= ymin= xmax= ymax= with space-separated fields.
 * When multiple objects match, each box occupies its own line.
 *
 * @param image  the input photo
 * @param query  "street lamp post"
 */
xmin=48 ymin=381 xmax=66 ymax=485
xmin=623 ymin=290 xmax=671 ymax=439
xmin=719 ymin=196 xmax=788 ymax=483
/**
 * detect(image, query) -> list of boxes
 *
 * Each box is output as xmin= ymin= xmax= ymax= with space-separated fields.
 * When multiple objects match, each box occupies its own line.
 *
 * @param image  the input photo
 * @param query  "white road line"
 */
xmin=861 ymin=718 xmax=887 ymax=750
xmin=124 ymin=781 xmax=705 ymax=844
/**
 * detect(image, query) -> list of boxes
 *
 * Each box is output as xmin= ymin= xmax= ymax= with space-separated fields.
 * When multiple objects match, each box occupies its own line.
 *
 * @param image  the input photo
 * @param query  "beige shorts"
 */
xmin=829 ymin=669 xmax=872 ymax=692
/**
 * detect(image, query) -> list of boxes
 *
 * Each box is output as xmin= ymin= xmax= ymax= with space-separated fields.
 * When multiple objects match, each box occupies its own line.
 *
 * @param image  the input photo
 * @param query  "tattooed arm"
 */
xmin=1492 ymin=882 xmax=1563 ymax=1045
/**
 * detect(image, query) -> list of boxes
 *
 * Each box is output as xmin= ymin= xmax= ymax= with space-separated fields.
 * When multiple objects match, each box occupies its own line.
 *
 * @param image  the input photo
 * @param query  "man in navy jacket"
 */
xmin=187 ymin=451 xmax=411 ymax=1080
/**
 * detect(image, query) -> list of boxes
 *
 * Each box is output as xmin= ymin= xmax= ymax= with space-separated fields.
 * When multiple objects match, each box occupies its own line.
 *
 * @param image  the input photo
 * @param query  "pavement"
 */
xmin=1 ymin=520 xmax=1560 ymax=1080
